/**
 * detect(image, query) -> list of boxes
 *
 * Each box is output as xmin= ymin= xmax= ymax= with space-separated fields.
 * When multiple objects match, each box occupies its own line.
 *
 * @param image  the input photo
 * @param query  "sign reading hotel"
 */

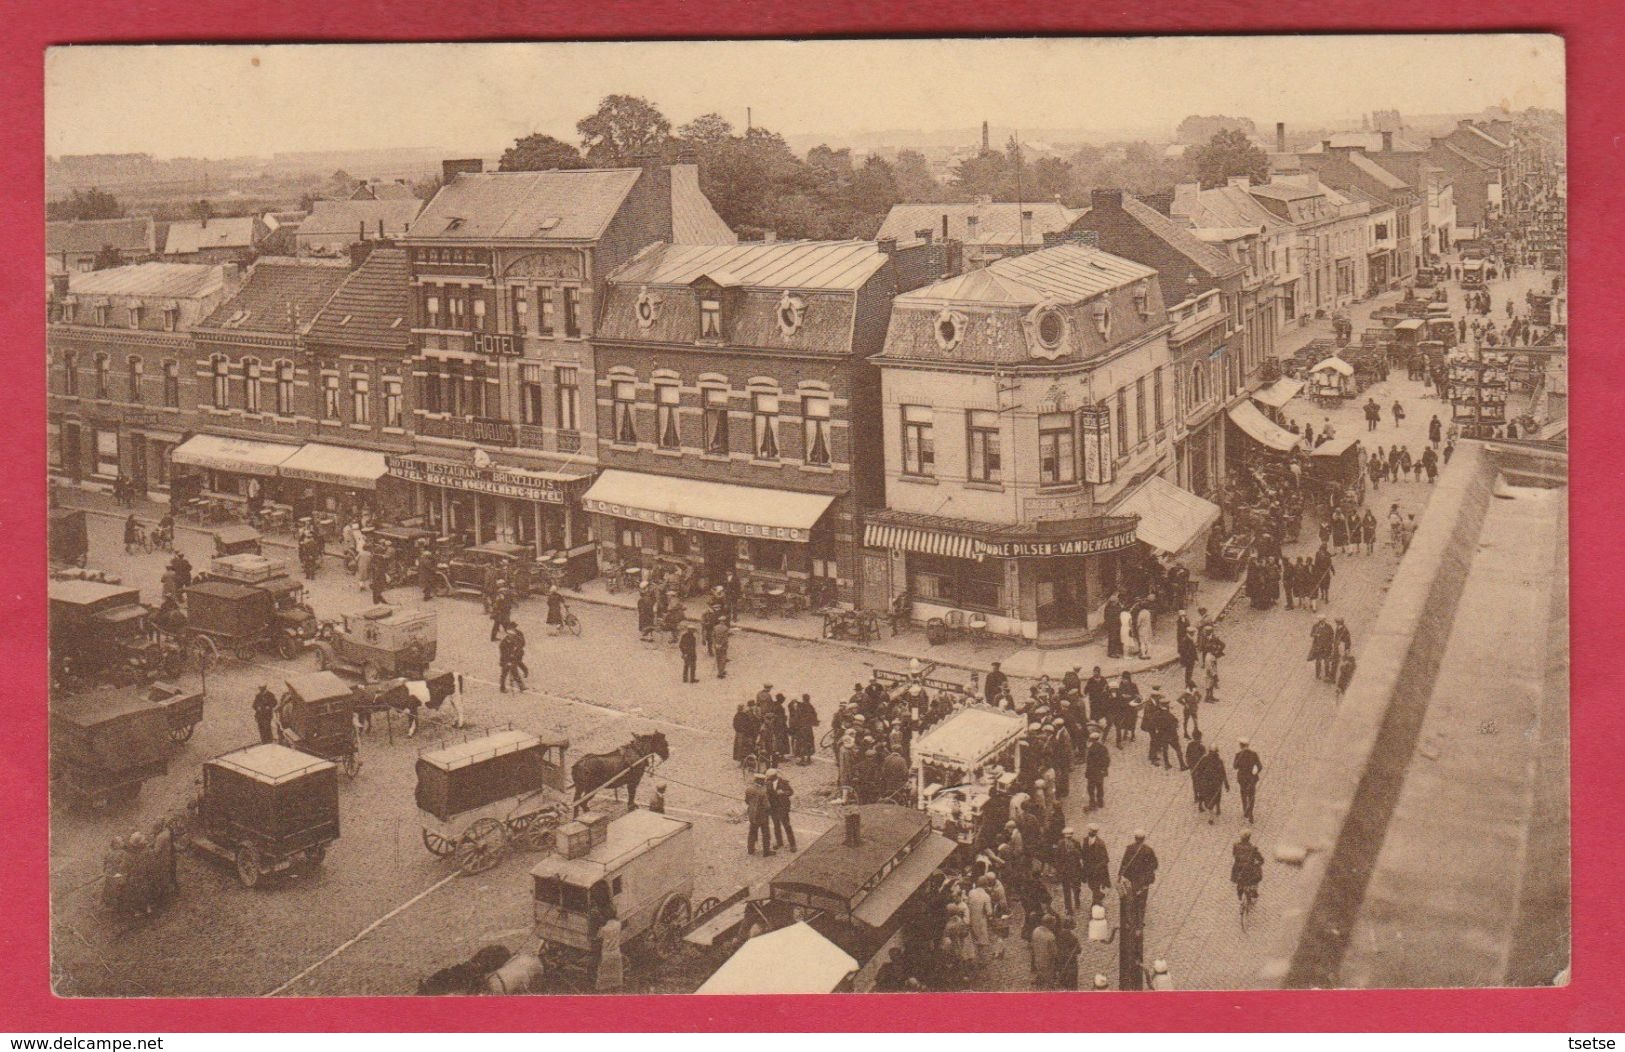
xmin=582 ymin=498 xmax=811 ymax=543
xmin=386 ymin=454 xmax=576 ymax=504
xmin=974 ymin=525 xmax=1138 ymax=559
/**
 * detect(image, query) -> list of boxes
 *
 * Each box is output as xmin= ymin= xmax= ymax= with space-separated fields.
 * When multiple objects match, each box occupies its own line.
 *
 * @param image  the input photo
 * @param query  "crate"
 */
xmin=581 ymin=810 xmax=611 ymax=848
xmin=209 ymin=554 xmax=287 ymax=584
xmin=557 ymin=821 xmax=591 ymax=859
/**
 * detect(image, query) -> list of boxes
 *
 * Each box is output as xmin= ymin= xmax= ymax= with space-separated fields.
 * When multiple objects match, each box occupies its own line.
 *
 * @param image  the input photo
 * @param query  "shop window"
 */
xmin=155 ymin=445 xmax=170 ymax=486
xmin=700 ymin=297 xmax=722 ymax=338
xmin=163 ymin=359 xmax=179 ymax=408
xmin=275 ymin=361 xmax=295 ymax=416
xmin=539 ymin=289 xmax=556 ymax=336
xmin=243 ymin=359 xmax=262 ymax=414
xmin=563 ymin=287 xmax=581 ymax=338
xmin=802 ymin=395 xmax=831 ymax=466
xmin=95 ymin=354 xmax=110 ymax=399
xmin=94 ymin=428 xmax=119 ymax=477
xmin=1115 ymin=388 xmax=1128 ymax=456
xmin=659 ymin=529 xmax=689 ymax=556
xmin=1038 ymin=411 xmax=1076 ymax=485
xmin=212 ymin=356 xmax=230 ymax=409
xmin=703 ymin=388 xmax=730 ymax=455
xmin=613 ymin=380 xmax=638 ymax=445
xmin=618 ymin=526 xmax=643 ymax=551
xmin=751 ymin=539 xmax=790 ymax=573
xmin=63 ymin=352 xmax=78 ymax=396
xmin=555 ymin=367 xmax=579 ymax=431
xmin=656 ymin=383 xmax=681 ymax=450
xmin=1135 ymin=377 xmax=1147 ymax=444
xmin=522 ymin=364 xmax=545 ymax=426
xmin=901 ymin=404 xmax=934 ymax=477
xmin=384 ymin=376 xmax=403 ymax=428
xmin=126 ymin=357 xmax=143 ymax=404
xmin=752 ymin=393 xmax=779 ymax=460
xmin=906 ymin=552 xmax=1000 ymax=611
xmin=967 ymin=409 xmax=1001 ymax=483
xmin=351 ymin=374 xmax=370 ymax=424
xmin=323 ymin=373 xmax=341 ymax=420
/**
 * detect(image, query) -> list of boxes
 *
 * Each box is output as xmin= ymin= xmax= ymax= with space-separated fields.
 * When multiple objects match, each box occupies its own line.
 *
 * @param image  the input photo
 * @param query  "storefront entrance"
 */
xmin=62 ymin=423 xmax=82 ymax=483
xmin=1035 ymin=560 xmax=1088 ymax=633
xmin=702 ymin=534 xmax=737 ymax=584
xmin=128 ymin=433 xmax=148 ymax=493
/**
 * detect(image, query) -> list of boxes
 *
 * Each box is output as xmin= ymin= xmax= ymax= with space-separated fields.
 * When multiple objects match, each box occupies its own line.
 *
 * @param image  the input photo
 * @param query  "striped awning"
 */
xmin=863 ymin=522 xmax=979 ymax=560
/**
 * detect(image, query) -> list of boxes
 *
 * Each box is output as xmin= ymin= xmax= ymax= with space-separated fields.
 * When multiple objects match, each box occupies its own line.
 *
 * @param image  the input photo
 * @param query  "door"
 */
xmin=62 ymin=423 xmax=82 ymax=482
xmin=1035 ymin=559 xmax=1088 ymax=633
xmin=860 ymin=550 xmax=892 ymax=613
xmin=128 ymin=433 xmax=148 ymax=493
xmin=702 ymin=535 xmax=735 ymax=587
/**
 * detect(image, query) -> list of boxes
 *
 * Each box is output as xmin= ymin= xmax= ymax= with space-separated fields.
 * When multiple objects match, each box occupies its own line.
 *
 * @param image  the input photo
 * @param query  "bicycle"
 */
xmin=1238 ymin=882 xmax=1260 ymax=930
xmin=555 ymin=601 xmax=582 ymax=636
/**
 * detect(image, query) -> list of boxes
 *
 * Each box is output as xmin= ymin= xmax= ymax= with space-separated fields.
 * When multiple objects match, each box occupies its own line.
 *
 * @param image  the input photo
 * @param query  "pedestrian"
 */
xmin=1444 ymin=436 xmax=1456 ymax=465
xmin=1234 ymin=739 xmax=1263 ymax=822
xmin=1134 ymin=601 xmax=1153 ymax=660
xmin=369 ymin=554 xmax=390 ymax=605
xmin=1193 ymin=746 xmax=1230 ymax=822
xmin=353 ymin=529 xmax=371 ymax=592
xmin=253 ymin=685 xmax=278 ymax=744
xmin=767 ymin=769 xmax=797 ymax=852
xmin=1362 ymin=508 xmax=1378 ymax=555
xmin=1084 ymin=733 xmax=1110 ymax=809
xmin=713 ymin=624 xmax=730 ymax=678
xmin=1029 ymin=915 xmax=1058 ymax=989
xmin=984 ymin=661 xmax=1008 ymax=706
xmin=499 ymin=622 xmax=527 ymax=692
xmin=1309 ymin=615 xmax=1334 ymax=681
xmin=1055 ymin=828 xmax=1085 ymax=915
xmin=1178 ymin=684 xmax=1202 ymax=740
xmin=1053 ymin=913 xmax=1081 ymax=991
xmin=724 ymin=570 xmax=742 ymax=624
xmin=637 ymin=589 xmax=656 ymax=642
xmin=1314 ymin=544 xmax=1334 ymax=604
xmin=1117 ymin=831 xmax=1159 ymax=921
xmin=1392 ymin=399 xmax=1405 ymax=428
xmin=1103 ymin=593 xmax=1124 ymax=658
xmin=967 ymin=874 xmax=995 ymax=966
xmin=672 ymin=622 xmax=699 ymax=683
xmin=744 ymin=773 xmax=773 ymax=856
xmin=1337 ymin=651 xmax=1359 ymax=695
xmin=1429 ymin=414 xmax=1443 ymax=449
xmin=1422 ymin=446 xmax=1439 ymax=483
xmin=788 ymin=693 xmax=818 ymax=764
xmin=1201 ymin=633 xmax=1224 ymax=703
xmin=418 ymin=547 xmax=437 ymax=602
xmin=1364 ymin=397 xmax=1380 ymax=432
xmin=1120 ymin=603 xmax=1136 ymax=661
xmin=488 ymin=588 xmax=512 ymax=642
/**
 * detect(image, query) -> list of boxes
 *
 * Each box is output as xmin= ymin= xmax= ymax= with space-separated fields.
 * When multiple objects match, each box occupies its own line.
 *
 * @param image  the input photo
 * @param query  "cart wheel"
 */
xmin=649 ymin=893 xmax=692 ymax=960
xmin=341 ymin=751 xmax=360 ymax=779
xmin=421 ymin=829 xmax=456 ymax=858
xmin=694 ymin=896 xmax=722 ymax=920
xmin=454 ymin=817 xmax=509 ymax=875
xmin=233 ymin=642 xmax=256 ymax=663
xmin=169 ymin=722 xmax=196 ymax=744
xmin=189 ymin=634 xmax=217 ymax=671
xmin=235 ymin=844 xmax=262 ymax=888
xmin=304 ymin=844 xmax=327 ymax=868
xmin=276 ymin=634 xmax=300 ymax=660
xmin=566 ymin=613 xmax=582 ymax=637
xmin=508 ymin=812 xmax=558 ymax=852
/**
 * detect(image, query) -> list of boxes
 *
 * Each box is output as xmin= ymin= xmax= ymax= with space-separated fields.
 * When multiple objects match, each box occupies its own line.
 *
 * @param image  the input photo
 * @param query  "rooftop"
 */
xmin=66 ymin=261 xmax=227 ymax=301
xmin=304 ymin=247 xmax=411 ymax=348
xmin=46 ymin=217 xmax=156 ymax=257
xmin=164 ymin=216 xmax=259 ymax=255
xmin=876 ymin=201 xmax=1079 ymax=247
xmin=298 ymin=198 xmax=423 ymax=239
xmin=608 ymin=240 xmax=888 ymax=292
xmin=895 ymin=242 xmax=1157 ymax=308
xmin=197 ymin=258 xmax=351 ymax=337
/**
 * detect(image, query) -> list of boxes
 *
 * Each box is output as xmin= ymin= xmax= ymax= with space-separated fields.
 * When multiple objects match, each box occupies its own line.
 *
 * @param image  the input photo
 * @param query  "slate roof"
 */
xmin=895 ymin=242 xmax=1157 ymax=307
xmin=298 ymin=199 xmax=422 ymax=239
xmin=1171 ymin=183 xmax=1294 ymax=236
xmin=165 ymin=216 xmax=259 ymax=255
xmin=67 ymin=261 xmax=225 ymax=300
xmin=46 ymin=217 xmax=156 ymax=258
xmin=409 ymin=168 xmax=642 ymax=241
xmin=1249 ymin=182 xmax=1322 ymax=202
xmin=608 ymin=240 xmax=887 ymax=291
xmin=876 ymin=202 xmax=1078 ymax=247
xmin=304 ymin=247 xmax=411 ymax=350
xmin=1302 ymin=133 xmax=1426 ymax=153
xmin=1117 ymin=196 xmax=1244 ymax=279
xmin=196 ymin=258 xmax=350 ymax=338
xmin=670 ymin=164 xmax=738 ymax=244
xmin=355 ymin=181 xmax=419 ymax=201
xmin=1346 ymin=152 xmax=1412 ymax=190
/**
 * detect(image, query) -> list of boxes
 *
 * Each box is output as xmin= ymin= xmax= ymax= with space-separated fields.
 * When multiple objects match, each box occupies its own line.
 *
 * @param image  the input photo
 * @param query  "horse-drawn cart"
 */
xmin=51 ymin=692 xmax=171 ymax=807
xmin=314 ymin=605 xmax=436 ymax=682
xmin=51 ymin=580 xmax=183 ymax=688
xmin=184 ymin=743 xmax=339 ymax=888
xmin=277 ymin=671 xmax=361 ymax=777
xmin=912 ymin=706 xmax=1026 ymax=850
xmin=416 ymin=729 xmax=571 ymax=874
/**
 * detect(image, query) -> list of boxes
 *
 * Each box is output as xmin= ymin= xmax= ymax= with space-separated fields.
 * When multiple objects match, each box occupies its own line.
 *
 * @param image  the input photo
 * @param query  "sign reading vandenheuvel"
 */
xmin=974 ymin=526 xmax=1138 ymax=559
xmin=386 ymin=454 xmax=575 ymax=504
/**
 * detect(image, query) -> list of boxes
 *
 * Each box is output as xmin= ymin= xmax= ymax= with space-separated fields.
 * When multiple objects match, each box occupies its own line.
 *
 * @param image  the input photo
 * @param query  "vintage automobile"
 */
xmin=440 ymin=540 xmax=549 ymax=599
xmin=277 ymin=671 xmax=361 ymax=777
xmin=183 ymin=743 xmax=340 ymax=888
xmin=417 ymin=729 xmax=571 ymax=874
xmin=50 ymin=579 xmax=182 ymax=688
xmin=363 ymin=525 xmax=439 ymax=587
xmin=51 ymin=691 xmax=171 ymax=807
xmin=182 ymin=580 xmax=317 ymax=663
xmin=314 ymin=605 xmax=437 ymax=682
xmin=1424 ymin=316 xmax=1459 ymax=350
xmin=1460 ymin=259 xmax=1489 ymax=289
xmin=212 ymin=525 xmax=263 ymax=557
xmin=1412 ymin=265 xmax=1442 ymax=289
xmin=911 ymin=706 xmax=1027 ymax=850
xmin=50 ymin=508 xmax=88 ymax=568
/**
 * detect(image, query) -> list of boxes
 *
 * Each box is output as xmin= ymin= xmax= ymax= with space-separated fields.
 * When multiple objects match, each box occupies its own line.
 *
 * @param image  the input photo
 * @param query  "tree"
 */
xmin=91 ymin=244 xmax=123 ymax=270
xmin=891 ymin=149 xmax=939 ymax=202
xmin=1175 ymin=115 xmax=1258 ymax=145
xmin=46 ymin=187 xmax=124 ymax=221
xmin=577 ymin=94 xmax=672 ymax=167
xmin=191 ymin=198 xmax=214 ymax=222
xmin=498 ymin=133 xmax=587 ymax=172
xmin=1028 ymin=156 xmax=1076 ymax=204
xmin=676 ymin=112 xmax=734 ymax=147
xmin=952 ymin=149 xmax=1011 ymax=199
xmin=1188 ymin=128 xmax=1269 ymax=190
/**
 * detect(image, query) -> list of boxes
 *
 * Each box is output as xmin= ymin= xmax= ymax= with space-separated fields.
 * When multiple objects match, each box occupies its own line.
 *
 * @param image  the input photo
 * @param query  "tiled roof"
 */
xmin=1249 ymin=182 xmax=1321 ymax=202
xmin=409 ymin=168 xmax=641 ymax=241
xmin=670 ymin=164 xmax=737 ymax=245
xmin=304 ymin=247 xmax=411 ymax=349
xmin=1346 ymin=152 xmax=1411 ymax=190
xmin=876 ymin=202 xmax=1078 ymax=247
xmin=1302 ymin=133 xmax=1425 ymax=153
xmin=196 ymin=258 xmax=350 ymax=337
xmin=46 ymin=217 xmax=155 ymax=257
xmin=298 ymin=199 xmax=422 ymax=239
xmin=165 ymin=216 xmax=259 ymax=255
xmin=1435 ymin=141 xmax=1497 ymax=170
xmin=896 ymin=243 xmax=1156 ymax=307
xmin=1172 ymin=184 xmax=1293 ymax=236
xmin=361 ymin=181 xmax=419 ymax=201
xmin=1463 ymin=124 xmax=1510 ymax=150
xmin=608 ymin=240 xmax=888 ymax=292
xmin=1118 ymin=196 xmax=1244 ymax=279
xmin=67 ymin=261 xmax=226 ymax=300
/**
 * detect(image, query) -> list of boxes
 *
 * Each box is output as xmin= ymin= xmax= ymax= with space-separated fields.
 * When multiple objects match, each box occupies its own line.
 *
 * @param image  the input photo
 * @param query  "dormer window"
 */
xmin=776 ymin=291 xmax=806 ymax=337
xmin=1093 ymin=301 xmax=1113 ymax=340
xmin=934 ymin=309 xmax=966 ymax=352
xmin=1036 ymin=309 xmax=1065 ymax=350
xmin=1134 ymin=283 xmax=1151 ymax=319
xmin=700 ymin=297 xmax=722 ymax=338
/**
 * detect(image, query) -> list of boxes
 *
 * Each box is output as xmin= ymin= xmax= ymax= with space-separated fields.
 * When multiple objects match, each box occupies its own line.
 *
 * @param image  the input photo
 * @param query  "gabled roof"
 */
xmin=669 ymin=164 xmax=738 ymax=245
xmin=1116 ymin=196 xmax=1244 ymax=279
xmin=409 ymin=168 xmax=642 ymax=242
xmin=1249 ymin=182 xmax=1321 ymax=202
xmin=66 ymin=261 xmax=226 ymax=300
xmin=46 ymin=217 xmax=155 ymax=258
xmin=304 ymin=247 xmax=411 ymax=349
xmin=1434 ymin=141 xmax=1497 ymax=170
xmin=1172 ymin=183 xmax=1293 ymax=236
xmin=1463 ymin=124 xmax=1510 ymax=150
xmin=876 ymin=201 xmax=1079 ymax=247
xmin=608 ymin=240 xmax=887 ymax=292
xmin=353 ymin=181 xmax=419 ymax=201
xmin=196 ymin=258 xmax=350 ymax=337
xmin=1346 ymin=152 xmax=1411 ymax=190
xmin=1302 ymin=133 xmax=1425 ymax=154
xmin=895 ymin=242 xmax=1156 ymax=308
xmin=298 ymin=199 xmax=422 ymax=239
xmin=164 ymin=216 xmax=259 ymax=255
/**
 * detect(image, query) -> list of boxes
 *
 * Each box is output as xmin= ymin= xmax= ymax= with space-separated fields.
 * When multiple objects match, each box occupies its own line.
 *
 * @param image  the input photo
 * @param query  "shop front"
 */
xmin=1111 ymin=474 xmax=1223 ymax=598
xmin=278 ymin=442 xmax=407 ymax=526
xmin=385 ymin=452 xmax=596 ymax=577
xmin=581 ymin=469 xmax=840 ymax=605
xmin=169 ymin=433 xmax=299 ymax=506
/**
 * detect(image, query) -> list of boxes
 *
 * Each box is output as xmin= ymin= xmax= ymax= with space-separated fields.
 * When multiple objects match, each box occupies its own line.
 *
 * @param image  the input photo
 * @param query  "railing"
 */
xmin=416 ymin=414 xmax=516 ymax=445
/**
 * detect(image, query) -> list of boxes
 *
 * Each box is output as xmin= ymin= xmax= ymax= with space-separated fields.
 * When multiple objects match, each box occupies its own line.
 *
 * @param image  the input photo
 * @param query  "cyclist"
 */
xmin=1231 ymin=830 xmax=1264 ymax=906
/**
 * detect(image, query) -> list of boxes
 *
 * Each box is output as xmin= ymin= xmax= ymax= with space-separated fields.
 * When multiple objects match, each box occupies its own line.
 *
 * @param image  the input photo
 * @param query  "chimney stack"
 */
xmin=1276 ymin=122 xmax=1286 ymax=154
xmin=442 ymin=158 xmax=484 ymax=182
xmin=1381 ymin=130 xmax=1394 ymax=153
xmin=1090 ymin=188 xmax=1125 ymax=210
xmin=1321 ymin=140 xmax=1333 ymax=152
xmin=877 ymin=237 xmax=897 ymax=256
xmin=982 ymin=121 xmax=990 ymax=153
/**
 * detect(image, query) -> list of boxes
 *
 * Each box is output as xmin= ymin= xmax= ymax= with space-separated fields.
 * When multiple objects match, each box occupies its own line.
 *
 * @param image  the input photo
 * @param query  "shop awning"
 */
xmin=696 ymin=923 xmax=858 ymax=995
xmin=581 ymin=469 xmax=835 ymax=543
xmin=866 ymin=509 xmax=1139 ymax=560
xmin=1253 ymin=377 xmax=1305 ymax=409
xmin=1228 ymin=402 xmax=1301 ymax=453
xmin=279 ymin=443 xmax=390 ymax=490
xmin=914 ymin=706 xmax=1028 ymax=769
xmin=1113 ymin=476 xmax=1222 ymax=556
xmin=170 ymin=434 xmax=298 ymax=477
xmin=864 ymin=521 xmax=979 ymax=560
xmin=850 ymin=832 xmax=959 ymax=928
xmin=1312 ymin=356 xmax=1355 ymax=377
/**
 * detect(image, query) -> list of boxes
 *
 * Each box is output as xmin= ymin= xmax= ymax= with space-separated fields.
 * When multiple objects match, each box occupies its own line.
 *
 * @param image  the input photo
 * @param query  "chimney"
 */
xmin=982 ymin=121 xmax=990 ymax=153
xmin=358 ymin=220 xmax=366 ymax=244
xmin=1381 ymin=130 xmax=1394 ymax=153
xmin=1321 ymin=140 xmax=1333 ymax=153
xmin=1090 ymin=188 xmax=1124 ymax=210
xmin=349 ymin=239 xmax=376 ymax=270
xmin=942 ymin=214 xmax=949 ymax=240
xmin=914 ymin=227 xmax=934 ymax=244
xmin=377 ymin=219 xmax=385 ymax=239
xmin=442 ymin=158 xmax=484 ymax=182
xmin=762 ymin=230 xmax=777 ymax=243
xmin=877 ymin=237 xmax=897 ymax=255
xmin=220 ymin=262 xmax=241 ymax=289
xmin=50 ymin=272 xmax=69 ymax=298
xmin=1276 ymin=122 xmax=1286 ymax=154
xmin=1304 ymin=170 xmax=1320 ymax=191
xmin=844 ymin=811 xmax=862 ymax=847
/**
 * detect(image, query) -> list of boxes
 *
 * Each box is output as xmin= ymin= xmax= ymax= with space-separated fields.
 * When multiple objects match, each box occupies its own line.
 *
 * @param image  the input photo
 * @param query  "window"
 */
xmin=322 ymin=373 xmax=341 ymax=420
xmin=162 ymin=359 xmax=179 ymax=407
xmin=750 ymin=540 xmax=791 ymax=573
xmin=538 ymin=289 xmax=556 ymax=336
xmin=1191 ymin=364 xmax=1206 ymax=406
xmin=512 ymin=290 xmax=529 ymax=336
xmin=243 ymin=359 xmax=262 ymax=414
xmin=384 ymin=376 xmax=403 ymax=428
xmin=1135 ymin=377 xmax=1147 ymax=444
xmin=1038 ymin=411 xmax=1076 ymax=485
xmin=967 ymin=409 xmax=1001 ymax=483
xmin=907 ymin=552 xmax=1001 ymax=611
xmin=521 ymin=364 xmax=545 ymax=426
xmin=63 ymin=353 xmax=78 ymax=396
xmin=94 ymin=428 xmax=119 ymax=477
xmin=901 ymin=404 xmax=934 ymax=477
xmin=803 ymin=395 xmax=832 ymax=466
xmin=555 ymin=367 xmax=579 ymax=431
xmin=95 ymin=354 xmax=110 ymax=399
xmin=275 ymin=361 xmax=294 ymax=416
xmin=1035 ymin=308 xmax=1064 ymax=350
xmin=563 ymin=287 xmax=581 ymax=338
xmin=613 ymin=380 xmax=638 ymax=445
xmin=95 ymin=304 xmax=109 ymax=327
xmin=656 ymin=382 xmax=681 ymax=449
xmin=1153 ymin=367 xmax=1165 ymax=430
xmin=163 ymin=307 xmax=179 ymax=332
xmin=700 ymin=297 xmax=722 ymax=338
xmin=448 ymin=292 xmax=466 ymax=329
xmin=752 ymin=393 xmax=779 ymax=460
xmin=127 ymin=306 xmax=142 ymax=329
xmin=1115 ymin=388 xmax=1128 ymax=455
xmin=425 ymin=291 xmax=441 ymax=328
xmin=126 ymin=357 xmax=143 ymax=403
xmin=351 ymin=374 xmax=370 ymax=424
xmin=212 ymin=356 xmax=229 ymax=408
xmin=473 ymin=297 xmax=487 ymax=331
xmin=703 ymin=388 xmax=730 ymax=454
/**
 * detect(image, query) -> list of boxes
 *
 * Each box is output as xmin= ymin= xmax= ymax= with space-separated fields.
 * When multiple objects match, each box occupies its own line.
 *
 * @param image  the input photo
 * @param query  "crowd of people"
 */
xmin=101 ymin=820 xmax=179 ymax=918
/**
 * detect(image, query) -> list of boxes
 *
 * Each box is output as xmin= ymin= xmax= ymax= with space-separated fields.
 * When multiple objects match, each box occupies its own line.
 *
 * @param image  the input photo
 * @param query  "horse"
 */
xmin=417 ymin=944 xmax=512 ymax=995
xmin=571 ymin=731 xmax=669 ymax=807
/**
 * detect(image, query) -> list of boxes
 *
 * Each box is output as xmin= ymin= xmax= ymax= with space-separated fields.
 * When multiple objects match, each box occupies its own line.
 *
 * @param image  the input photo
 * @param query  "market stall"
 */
xmin=912 ymin=706 xmax=1026 ymax=848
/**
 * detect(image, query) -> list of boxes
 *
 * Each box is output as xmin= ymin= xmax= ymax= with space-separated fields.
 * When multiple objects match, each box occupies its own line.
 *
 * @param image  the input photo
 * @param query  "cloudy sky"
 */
xmin=46 ymin=36 xmax=1564 ymax=158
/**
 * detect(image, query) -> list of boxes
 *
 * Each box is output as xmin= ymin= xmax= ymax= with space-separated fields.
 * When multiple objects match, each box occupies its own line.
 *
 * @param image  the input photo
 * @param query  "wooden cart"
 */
xmin=51 ymin=693 xmax=171 ymax=807
xmin=183 ymin=580 xmax=313 ymax=662
xmin=50 ymin=579 xmax=182 ymax=688
xmin=185 ymin=743 xmax=339 ymax=888
xmin=277 ymin=671 xmax=360 ymax=777
xmin=50 ymin=508 xmax=88 ymax=568
xmin=314 ymin=605 xmax=437 ymax=682
xmin=912 ymin=706 xmax=1026 ymax=849
xmin=145 ymin=680 xmax=206 ymax=743
xmin=417 ymin=729 xmax=571 ymax=874
xmin=212 ymin=525 xmax=263 ymax=557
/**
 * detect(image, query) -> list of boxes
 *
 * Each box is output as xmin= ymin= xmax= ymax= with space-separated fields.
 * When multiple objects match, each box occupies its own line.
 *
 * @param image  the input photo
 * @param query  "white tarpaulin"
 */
xmin=1114 ymin=475 xmax=1222 ymax=555
xmin=1253 ymin=377 xmax=1305 ymax=409
xmin=278 ymin=443 xmax=390 ymax=489
xmin=170 ymin=434 xmax=298 ymax=476
xmin=1228 ymin=401 xmax=1301 ymax=453
xmin=914 ymin=706 xmax=1027 ymax=769
xmin=582 ymin=469 xmax=834 ymax=543
xmin=697 ymin=922 xmax=858 ymax=995
xmin=1311 ymin=356 xmax=1356 ymax=377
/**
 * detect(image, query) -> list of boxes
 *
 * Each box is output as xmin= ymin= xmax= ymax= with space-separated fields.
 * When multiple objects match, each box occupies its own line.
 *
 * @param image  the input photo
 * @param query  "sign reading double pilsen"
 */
xmin=386 ymin=454 xmax=576 ymax=505
xmin=975 ymin=527 xmax=1138 ymax=559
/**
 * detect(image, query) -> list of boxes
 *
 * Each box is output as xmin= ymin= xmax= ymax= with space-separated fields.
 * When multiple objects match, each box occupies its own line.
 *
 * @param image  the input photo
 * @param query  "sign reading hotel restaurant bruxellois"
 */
xmin=974 ymin=525 xmax=1139 ymax=559
xmin=385 ymin=454 xmax=575 ymax=504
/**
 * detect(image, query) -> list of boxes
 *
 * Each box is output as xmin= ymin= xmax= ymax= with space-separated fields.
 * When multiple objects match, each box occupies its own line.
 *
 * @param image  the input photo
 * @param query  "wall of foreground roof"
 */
xmin=1259 ymin=440 xmax=1569 ymax=989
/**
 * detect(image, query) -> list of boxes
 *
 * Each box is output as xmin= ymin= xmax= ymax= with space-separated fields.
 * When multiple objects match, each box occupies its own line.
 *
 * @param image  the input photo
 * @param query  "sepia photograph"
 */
xmin=42 ymin=35 xmax=1568 ymax=999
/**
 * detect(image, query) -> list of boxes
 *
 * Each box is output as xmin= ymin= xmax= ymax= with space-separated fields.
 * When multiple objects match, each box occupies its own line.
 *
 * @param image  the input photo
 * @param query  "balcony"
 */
xmin=416 ymin=414 xmax=515 ymax=446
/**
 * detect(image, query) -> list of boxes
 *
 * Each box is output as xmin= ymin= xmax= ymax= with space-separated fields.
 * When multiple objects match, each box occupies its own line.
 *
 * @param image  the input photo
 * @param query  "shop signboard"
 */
xmin=1080 ymin=404 xmax=1113 ymax=485
xmin=974 ymin=524 xmax=1138 ymax=560
xmin=581 ymin=497 xmax=811 ymax=543
xmin=386 ymin=454 xmax=580 ymax=505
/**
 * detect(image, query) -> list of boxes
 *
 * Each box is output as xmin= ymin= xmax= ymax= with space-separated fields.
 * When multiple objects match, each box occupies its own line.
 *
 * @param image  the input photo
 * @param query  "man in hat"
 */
xmin=766 ymin=769 xmax=796 ymax=852
xmin=1081 ymin=824 xmax=1112 ymax=907
xmin=678 ymin=623 xmax=699 ymax=683
xmin=1117 ymin=830 xmax=1159 ymax=920
xmin=1234 ymin=739 xmax=1263 ymax=822
xmin=252 ymin=684 xmax=278 ymax=745
xmin=744 ymin=773 xmax=773 ymax=857
xmin=1055 ymin=827 xmax=1085 ymax=915
xmin=712 ymin=623 xmax=730 ymax=678
xmin=1084 ymin=732 xmax=1111 ymax=810
xmin=984 ymin=661 xmax=1008 ymax=706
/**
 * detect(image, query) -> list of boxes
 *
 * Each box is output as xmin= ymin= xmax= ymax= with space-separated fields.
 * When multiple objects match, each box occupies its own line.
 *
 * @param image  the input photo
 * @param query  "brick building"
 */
xmin=46 ymin=217 xmax=161 ymax=275
xmin=47 ymin=262 xmax=242 ymax=495
xmin=584 ymin=238 xmax=945 ymax=607
xmin=1424 ymin=120 xmax=1511 ymax=239
xmin=1296 ymin=140 xmax=1423 ymax=289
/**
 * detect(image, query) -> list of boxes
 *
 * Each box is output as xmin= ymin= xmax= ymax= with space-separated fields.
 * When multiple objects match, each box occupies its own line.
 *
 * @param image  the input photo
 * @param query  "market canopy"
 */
xmin=1393 ymin=319 xmax=1426 ymax=332
xmin=1311 ymin=356 xmax=1355 ymax=377
xmin=696 ymin=922 xmax=858 ymax=995
xmin=849 ymin=831 xmax=958 ymax=927
xmin=1113 ymin=476 xmax=1221 ymax=556
xmin=279 ymin=443 xmax=390 ymax=490
xmin=582 ymin=469 xmax=835 ymax=544
xmin=1228 ymin=401 xmax=1301 ymax=453
xmin=914 ymin=706 xmax=1028 ymax=770
xmin=170 ymin=434 xmax=298 ymax=477
xmin=1253 ymin=377 xmax=1305 ymax=409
